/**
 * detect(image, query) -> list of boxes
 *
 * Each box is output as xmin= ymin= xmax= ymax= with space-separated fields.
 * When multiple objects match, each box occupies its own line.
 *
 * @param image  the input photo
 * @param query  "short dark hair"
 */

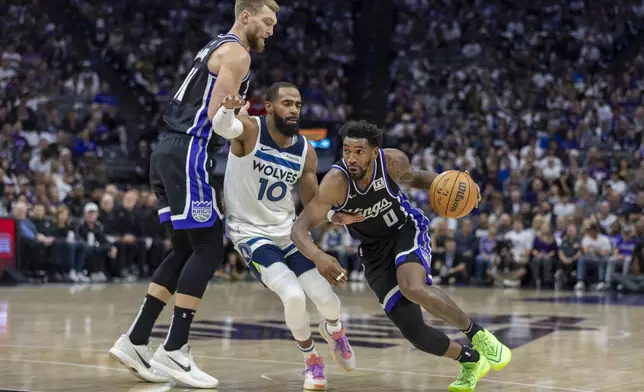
xmin=266 ymin=82 xmax=298 ymax=102
xmin=339 ymin=120 xmax=382 ymax=147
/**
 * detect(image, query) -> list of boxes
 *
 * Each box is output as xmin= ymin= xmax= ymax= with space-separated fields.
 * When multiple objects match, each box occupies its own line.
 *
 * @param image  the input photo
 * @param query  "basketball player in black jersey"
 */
xmin=291 ymin=121 xmax=512 ymax=392
xmin=109 ymin=1 xmax=279 ymax=388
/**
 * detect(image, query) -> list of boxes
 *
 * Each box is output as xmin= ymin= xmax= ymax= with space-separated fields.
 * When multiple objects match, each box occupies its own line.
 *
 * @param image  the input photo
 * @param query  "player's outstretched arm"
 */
xmin=207 ymin=43 xmax=250 ymax=118
xmin=291 ymin=170 xmax=349 ymax=284
xmin=383 ymin=148 xmax=438 ymax=190
xmin=207 ymin=44 xmax=255 ymax=143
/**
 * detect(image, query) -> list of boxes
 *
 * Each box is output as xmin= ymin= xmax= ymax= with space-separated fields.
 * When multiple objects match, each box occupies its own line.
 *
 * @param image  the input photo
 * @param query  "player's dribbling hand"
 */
xmin=331 ymin=211 xmax=365 ymax=225
xmin=222 ymin=94 xmax=246 ymax=110
xmin=315 ymin=253 xmax=348 ymax=285
xmin=463 ymin=170 xmax=481 ymax=207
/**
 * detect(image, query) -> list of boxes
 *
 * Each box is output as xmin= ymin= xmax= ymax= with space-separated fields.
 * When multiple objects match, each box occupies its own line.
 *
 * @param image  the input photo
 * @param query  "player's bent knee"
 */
xmin=398 ymin=281 xmax=426 ymax=303
xmin=282 ymin=285 xmax=307 ymax=313
xmin=262 ymin=263 xmax=307 ymax=310
xmin=397 ymin=261 xmax=430 ymax=303
xmin=151 ymin=250 xmax=191 ymax=293
xmin=389 ymin=300 xmax=450 ymax=357
xmin=298 ymin=269 xmax=341 ymax=318
xmin=175 ymin=246 xmax=221 ymax=298
xmin=265 ymin=268 xmax=310 ymax=341
xmin=193 ymin=246 xmax=220 ymax=277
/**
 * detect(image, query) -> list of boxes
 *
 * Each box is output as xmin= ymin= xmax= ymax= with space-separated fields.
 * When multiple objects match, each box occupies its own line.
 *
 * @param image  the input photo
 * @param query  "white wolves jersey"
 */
xmin=224 ymin=116 xmax=308 ymax=237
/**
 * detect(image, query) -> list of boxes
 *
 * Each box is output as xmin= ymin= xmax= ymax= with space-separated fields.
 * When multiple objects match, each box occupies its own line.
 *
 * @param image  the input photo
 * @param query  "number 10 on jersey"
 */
xmin=257 ymin=178 xmax=287 ymax=202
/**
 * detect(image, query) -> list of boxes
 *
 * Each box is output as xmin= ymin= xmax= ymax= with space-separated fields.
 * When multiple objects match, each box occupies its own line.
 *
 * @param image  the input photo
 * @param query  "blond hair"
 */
xmin=235 ymin=0 xmax=279 ymax=18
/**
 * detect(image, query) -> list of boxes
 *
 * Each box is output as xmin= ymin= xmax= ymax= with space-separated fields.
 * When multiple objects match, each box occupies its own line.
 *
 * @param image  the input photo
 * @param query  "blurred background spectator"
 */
xmin=2 ymin=0 xmax=644 ymax=293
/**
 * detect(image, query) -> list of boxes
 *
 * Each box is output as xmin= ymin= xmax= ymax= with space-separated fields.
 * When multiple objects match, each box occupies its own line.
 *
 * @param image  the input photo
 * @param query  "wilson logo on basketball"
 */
xmin=449 ymin=181 xmax=468 ymax=212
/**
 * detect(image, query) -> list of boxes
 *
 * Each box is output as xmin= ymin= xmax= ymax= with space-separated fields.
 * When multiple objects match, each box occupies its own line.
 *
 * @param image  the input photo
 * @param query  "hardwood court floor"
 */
xmin=0 ymin=282 xmax=642 ymax=392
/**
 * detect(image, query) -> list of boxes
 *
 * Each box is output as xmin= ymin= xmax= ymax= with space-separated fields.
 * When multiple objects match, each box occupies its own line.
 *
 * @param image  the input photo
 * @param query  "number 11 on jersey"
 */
xmin=173 ymin=67 xmax=199 ymax=103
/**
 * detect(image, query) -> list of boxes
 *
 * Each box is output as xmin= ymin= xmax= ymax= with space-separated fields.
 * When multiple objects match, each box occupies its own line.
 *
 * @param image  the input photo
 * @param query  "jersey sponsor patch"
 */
xmin=373 ymin=177 xmax=386 ymax=191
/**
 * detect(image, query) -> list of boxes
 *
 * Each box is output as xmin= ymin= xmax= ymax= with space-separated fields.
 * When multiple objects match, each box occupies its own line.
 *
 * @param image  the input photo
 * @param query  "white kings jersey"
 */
xmin=224 ymin=115 xmax=308 ymax=238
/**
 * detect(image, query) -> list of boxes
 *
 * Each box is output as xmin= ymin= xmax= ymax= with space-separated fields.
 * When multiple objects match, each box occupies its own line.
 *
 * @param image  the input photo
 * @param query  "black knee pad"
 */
xmin=151 ymin=223 xmax=192 ymax=293
xmin=151 ymin=250 xmax=191 ymax=293
xmin=388 ymin=298 xmax=450 ymax=356
xmin=175 ymin=246 xmax=222 ymax=298
xmin=175 ymin=225 xmax=224 ymax=298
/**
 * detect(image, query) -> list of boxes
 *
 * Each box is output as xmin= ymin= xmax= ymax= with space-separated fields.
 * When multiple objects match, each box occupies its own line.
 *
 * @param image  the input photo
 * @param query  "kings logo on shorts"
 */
xmin=191 ymin=201 xmax=213 ymax=223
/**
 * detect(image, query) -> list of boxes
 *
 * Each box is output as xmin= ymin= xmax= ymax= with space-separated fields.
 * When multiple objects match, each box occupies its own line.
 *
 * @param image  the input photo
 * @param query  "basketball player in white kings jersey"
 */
xmin=219 ymin=82 xmax=361 ymax=390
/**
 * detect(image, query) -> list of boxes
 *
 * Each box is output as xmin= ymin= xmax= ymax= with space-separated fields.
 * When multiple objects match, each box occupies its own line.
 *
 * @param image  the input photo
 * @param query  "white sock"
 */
xmin=325 ymin=319 xmax=342 ymax=335
xmin=298 ymin=342 xmax=317 ymax=359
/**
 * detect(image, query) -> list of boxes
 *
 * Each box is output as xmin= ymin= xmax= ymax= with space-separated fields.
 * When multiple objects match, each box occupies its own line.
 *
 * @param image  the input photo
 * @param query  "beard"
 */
xmin=347 ymin=166 xmax=367 ymax=180
xmin=274 ymin=115 xmax=299 ymax=137
xmin=248 ymin=27 xmax=265 ymax=52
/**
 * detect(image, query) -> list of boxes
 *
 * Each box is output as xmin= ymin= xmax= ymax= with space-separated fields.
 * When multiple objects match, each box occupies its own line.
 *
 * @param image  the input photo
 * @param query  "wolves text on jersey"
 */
xmin=343 ymin=197 xmax=394 ymax=220
xmin=252 ymin=160 xmax=299 ymax=185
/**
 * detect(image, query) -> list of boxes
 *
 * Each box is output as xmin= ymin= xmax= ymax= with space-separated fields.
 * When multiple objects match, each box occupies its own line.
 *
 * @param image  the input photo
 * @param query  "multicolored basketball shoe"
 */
xmin=303 ymin=354 xmax=327 ymax=391
xmin=318 ymin=320 xmax=356 ymax=371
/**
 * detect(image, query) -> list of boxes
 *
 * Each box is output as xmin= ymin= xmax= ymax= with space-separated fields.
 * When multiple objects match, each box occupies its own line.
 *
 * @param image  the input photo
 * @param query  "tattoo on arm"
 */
xmin=384 ymin=148 xmax=437 ymax=190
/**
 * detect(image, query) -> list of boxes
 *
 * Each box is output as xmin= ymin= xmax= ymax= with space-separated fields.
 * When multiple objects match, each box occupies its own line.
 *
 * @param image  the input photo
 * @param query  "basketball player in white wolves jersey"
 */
xmin=219 ymin=82 xmax=361 ymax=390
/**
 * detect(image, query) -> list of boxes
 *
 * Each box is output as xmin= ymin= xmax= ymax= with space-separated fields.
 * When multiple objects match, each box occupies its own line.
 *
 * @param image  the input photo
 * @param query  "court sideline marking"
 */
xmin=0 ymin=344 xmax=593 ymax=392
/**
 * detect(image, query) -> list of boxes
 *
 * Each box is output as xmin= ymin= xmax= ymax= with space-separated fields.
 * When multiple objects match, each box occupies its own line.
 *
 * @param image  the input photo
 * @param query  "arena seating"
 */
xmin=1 ymin=0 xmax=643 ymax=291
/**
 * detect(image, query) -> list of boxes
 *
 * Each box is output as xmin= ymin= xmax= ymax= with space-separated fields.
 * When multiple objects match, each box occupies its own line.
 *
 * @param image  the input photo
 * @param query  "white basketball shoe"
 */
xmin=318 ymin=320 xmax=356 ymax=371
xmin=150 ymin=344 xmax=219 ymax=389
xmin=109 ymin=334 xmax=170 ymax=383
xmin=303 ymin=354 xmax=327 ymax=391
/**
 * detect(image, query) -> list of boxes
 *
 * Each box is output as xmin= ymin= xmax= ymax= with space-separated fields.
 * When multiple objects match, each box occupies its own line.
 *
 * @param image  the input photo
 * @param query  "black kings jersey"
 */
xmin=332 ymin=149 xmax=429 ymax=245
xmin=163 ymin=33 xmax=250 ymax=140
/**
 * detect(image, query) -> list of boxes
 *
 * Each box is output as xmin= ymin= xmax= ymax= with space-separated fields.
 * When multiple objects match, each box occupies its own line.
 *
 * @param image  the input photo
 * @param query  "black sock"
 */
xmin=462 ymin=319 xmax=484 ymax=341
xmin=456 ymin=345 xmax=480 ymax=364
xmin=163 ymin=306 xmax=195 ymax=351
xmin=128 ymin=294 xmax=166 ymax=345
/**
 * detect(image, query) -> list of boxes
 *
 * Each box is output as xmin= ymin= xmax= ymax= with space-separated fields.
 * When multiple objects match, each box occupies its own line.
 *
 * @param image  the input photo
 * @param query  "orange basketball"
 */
xmin=429 ymin=170 xmax=479 ymax=219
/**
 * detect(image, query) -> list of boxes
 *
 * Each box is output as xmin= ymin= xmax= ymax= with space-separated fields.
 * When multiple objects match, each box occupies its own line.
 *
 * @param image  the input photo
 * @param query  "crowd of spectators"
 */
xmin=73 ymin=0 xmax=353 ymax=130
xmin=0 ymin=1 xmax=157 ymax=283
xmin=3 ymin=0 xmax=644 ymax=293
xmin=385 ymin=0 xmax=644 ymax=292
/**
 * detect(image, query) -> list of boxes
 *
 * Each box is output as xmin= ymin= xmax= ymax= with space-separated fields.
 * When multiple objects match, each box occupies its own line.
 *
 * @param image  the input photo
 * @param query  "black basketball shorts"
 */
xmin=358 ymin=217 xmax=433 ymax=314
xmin=149 ymin=132 xmax=222 ymax=230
